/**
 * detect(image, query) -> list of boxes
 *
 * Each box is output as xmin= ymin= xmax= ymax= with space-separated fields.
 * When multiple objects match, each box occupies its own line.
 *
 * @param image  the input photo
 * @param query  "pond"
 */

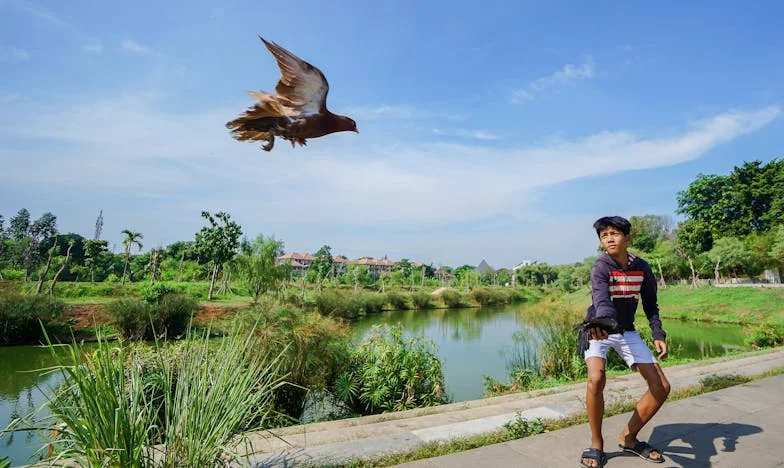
xmin=350 ymin=303 xmax=750 ymax=402
xmin=0 ymin=304 xmax=749 ymax=466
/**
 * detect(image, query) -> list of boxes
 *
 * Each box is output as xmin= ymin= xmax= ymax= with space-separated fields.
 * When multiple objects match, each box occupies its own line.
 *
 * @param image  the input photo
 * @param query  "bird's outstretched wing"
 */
xmin=260 ymin=36 xmax=329 ymax=115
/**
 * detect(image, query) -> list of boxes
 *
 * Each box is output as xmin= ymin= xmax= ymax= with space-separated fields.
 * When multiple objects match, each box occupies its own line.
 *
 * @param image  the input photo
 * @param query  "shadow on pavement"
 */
xmin=604 ymin=422 xmax=762 ymax=467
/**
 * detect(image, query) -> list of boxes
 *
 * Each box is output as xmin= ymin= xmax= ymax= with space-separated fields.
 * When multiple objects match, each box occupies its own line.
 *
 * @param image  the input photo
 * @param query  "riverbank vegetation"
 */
xmin=1 ymin=159 xmax=782 ymax=464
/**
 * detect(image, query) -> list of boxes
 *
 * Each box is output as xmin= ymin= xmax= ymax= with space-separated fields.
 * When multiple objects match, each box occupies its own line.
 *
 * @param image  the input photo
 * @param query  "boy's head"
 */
xmin=593 ymin=216 xmax=632 ymax=256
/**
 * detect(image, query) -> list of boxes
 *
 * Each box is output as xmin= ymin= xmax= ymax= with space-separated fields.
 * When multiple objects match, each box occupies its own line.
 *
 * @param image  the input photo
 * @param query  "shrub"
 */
xmin=411 ymin=291 xmax=433 ymax=310
xmin=315 ymin=290 xmax=387 ymax=319
xmin=0 ymin=292 xmax=67 ymax=345
xmin=746 ymin=324 xmax=784 ymax=349
xmin=0 ymin=269 xmax=25 ymax=280
xmin=333 ymin=324 xmax=448 ymax=415
xmin=503 ymin=412 xmax=546 ymax=439
xmin=107 ymin=294 xmax=197 ymax=341
xmin=471 ymin=287 xmax=506 ymax=306
xmin=251 ymin=306 xmax=351 ymax=419
xmin=314 ymin=289 xmax=343 ymax=316
xmin=358 ymin=292 xmax=386 ymax=315
xmin=441 ymin=290 xmax=463 ymax=308
xmin=386 ymin=291 xmax=410 ymax=310
xmin=141 ymin=283 xmax=174 ymax=303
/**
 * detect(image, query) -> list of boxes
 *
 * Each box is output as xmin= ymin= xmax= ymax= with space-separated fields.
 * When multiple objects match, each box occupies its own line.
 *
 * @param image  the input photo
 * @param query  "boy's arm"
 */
xmin=590 ymin=262 xmax=616 ymax=319
xmin=641 ymin=263 xmax=666 ymax=341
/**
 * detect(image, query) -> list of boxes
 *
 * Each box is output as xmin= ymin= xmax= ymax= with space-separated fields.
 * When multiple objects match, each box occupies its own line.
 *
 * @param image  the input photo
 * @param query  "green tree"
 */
xmin=84 ymin=239 xmax=109 ymax=282
xmin=195 ymin=211 xmax=242 ymax=301
xmin=770 ymin=225 xmax=784 ymax=270
xmin=707 ymin=237 xmax=756 ymax=280
xmin=677 ymin=159 xmax=784 ymax=239
xmin=8 ymin=208 xmax=31 ymax=241
xmin=629 ymin=215 xmax=673 ymax=253
xmin=308 ymin=245 xmax=333 ymax=286
xmin=233 ymin=234 xmax=289 ymax=303
xmin=0 ymin=215 xmax=6 ymax=279
xmin=120 ymin=230 xmax=144 ymax=285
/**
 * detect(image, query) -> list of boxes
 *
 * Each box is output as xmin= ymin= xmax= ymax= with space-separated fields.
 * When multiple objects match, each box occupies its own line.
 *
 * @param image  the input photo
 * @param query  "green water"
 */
xmin=0 ymin=343 xmax=94 ymax=467
xmin=0 ymin=305 xmax=749 ymax=466
xmin=351 ymin=304 xmax=750 ymax=402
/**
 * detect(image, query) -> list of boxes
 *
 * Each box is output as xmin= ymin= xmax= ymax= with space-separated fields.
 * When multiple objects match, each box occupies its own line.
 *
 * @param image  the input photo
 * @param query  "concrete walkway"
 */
xmin=398 ymin=374 xmax=784 ymax=467
xmin=242 ymin=348 xmax=784 ymax=467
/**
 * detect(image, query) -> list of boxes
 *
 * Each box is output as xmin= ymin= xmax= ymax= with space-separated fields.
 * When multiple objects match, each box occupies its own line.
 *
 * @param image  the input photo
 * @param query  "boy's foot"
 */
xmin=618 ymin=437 xmax=665 ymax=463
xmin=580 ymin=447 xmax=606 ymax=467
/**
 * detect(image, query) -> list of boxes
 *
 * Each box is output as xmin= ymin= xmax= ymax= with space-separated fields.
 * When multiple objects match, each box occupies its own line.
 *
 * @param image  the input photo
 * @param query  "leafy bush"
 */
xmin=314 ymin=289 xmax=343 ymax=316
xmin=441 ymin=290 xmax=463 ymax=308
xmin=411 ymin=291 xmax=433 ymax=310
xmin=334 ymin=324 xmax=448 ymax=415
xmin=471 ymin=287 xmax=505 ymax=306
xmin=107 ymin=294 xmax=197 ymax=341
xmin=251 ymin=306 xmax=351 ymax=419
xmin=746 ymin=324 xmax=784 ymax=349
xmin=0 ymin=269 xmax=25 ymax=280
xmin=386 ymin=291 xmax=410 ymax=310
xmin=141 ymin=283 xmax=174 ymax=303
xmin=0 ymin=292 xmax=67 ymax=345
xmin=503 ymin=412 xmax=546 ymax=439
xmin=314 ymin=290 xmax=387 ymax=319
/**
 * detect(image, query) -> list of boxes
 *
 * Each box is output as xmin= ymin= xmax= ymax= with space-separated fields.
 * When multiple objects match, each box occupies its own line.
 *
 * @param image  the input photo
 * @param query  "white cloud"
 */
xmin=121 ymin=39 xmax=154 ymax=56
xmin=511 ymin=55 xmax=595 ymax=103
xmin=346 ymin=105 xmax=467 ymax=122
xmin=346 ymin=105 xmax=418 ymax=120
xmin=0 ymin=46 xmax=30 ymax=61
xmin=0 ymin=93 xmax=778 ymax=266
xmin=432 ymin=128 xmax=499 ymax=140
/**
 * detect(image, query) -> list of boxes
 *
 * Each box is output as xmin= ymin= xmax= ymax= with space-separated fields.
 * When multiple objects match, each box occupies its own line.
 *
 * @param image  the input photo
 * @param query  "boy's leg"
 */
xmin=618 ymin=363 xmax=670 ymax=459
xmin=583 ymin=357 xmax=607 ymax=467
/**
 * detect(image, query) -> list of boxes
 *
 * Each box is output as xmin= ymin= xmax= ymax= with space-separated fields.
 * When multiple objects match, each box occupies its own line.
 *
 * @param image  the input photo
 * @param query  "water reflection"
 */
xmin=0 ymin=344 xmax=92 ymax=467
xmin=352 ymin=304 xmax=750 ymax=403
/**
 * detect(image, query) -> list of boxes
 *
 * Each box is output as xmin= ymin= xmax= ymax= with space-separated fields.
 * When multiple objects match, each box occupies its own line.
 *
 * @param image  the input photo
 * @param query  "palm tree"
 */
xmin=121 ymin=230 xmax=144 ymax=285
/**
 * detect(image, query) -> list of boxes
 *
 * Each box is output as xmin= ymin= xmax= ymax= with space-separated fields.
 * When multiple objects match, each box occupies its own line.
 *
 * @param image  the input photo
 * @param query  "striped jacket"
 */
xmin=584 ymin=253 xmax=666 ymax=341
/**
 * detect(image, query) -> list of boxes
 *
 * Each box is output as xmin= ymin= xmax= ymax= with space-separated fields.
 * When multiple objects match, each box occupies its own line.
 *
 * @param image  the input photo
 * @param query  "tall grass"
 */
xmin=42 ymin=336 xmax=158 ymax=467
xmin=152 ymin=324 xmax=286 ymax=466
xmin=31 ymin=321 xmax=286 ymax=467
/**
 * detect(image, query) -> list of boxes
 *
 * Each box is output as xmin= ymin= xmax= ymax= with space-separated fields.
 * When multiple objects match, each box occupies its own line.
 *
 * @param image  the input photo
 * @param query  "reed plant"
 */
xmin=29 ymin=320 xmax=286 ymax=467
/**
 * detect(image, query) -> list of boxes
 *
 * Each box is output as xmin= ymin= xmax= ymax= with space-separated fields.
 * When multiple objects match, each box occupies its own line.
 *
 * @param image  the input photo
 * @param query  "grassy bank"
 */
xmin=559 ymin=284 xmax=784 ymax=325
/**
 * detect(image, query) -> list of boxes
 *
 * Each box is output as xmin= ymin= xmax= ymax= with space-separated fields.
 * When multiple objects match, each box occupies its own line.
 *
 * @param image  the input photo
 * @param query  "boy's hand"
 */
xmin=654 ymin=340 xmax=668 ymax=360
xmin=588 ymin=326 xmax=609 ymax=341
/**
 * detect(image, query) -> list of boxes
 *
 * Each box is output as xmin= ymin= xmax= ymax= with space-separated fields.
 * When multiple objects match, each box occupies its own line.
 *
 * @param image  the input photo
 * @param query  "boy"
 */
xmin=580 ymin=216 xmax=670 ymax=468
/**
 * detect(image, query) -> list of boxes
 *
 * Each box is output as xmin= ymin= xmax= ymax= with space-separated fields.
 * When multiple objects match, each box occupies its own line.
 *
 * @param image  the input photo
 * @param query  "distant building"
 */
xmin=513 ymin=260 xmax=534 ymax=271
xmin=475 ymin=259 xmax=495 ymax=275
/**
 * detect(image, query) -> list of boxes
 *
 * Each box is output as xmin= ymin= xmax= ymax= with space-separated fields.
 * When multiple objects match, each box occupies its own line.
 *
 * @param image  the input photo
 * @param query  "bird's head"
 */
xmin=336 ymin=115 xmax=359 ymax=134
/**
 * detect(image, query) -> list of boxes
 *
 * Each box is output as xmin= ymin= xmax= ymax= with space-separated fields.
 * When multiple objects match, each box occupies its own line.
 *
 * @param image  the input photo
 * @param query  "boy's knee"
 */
xmin=651 ymin=380 xmax=670 ymax=401
xmin=587 ymin=370 xmax=606 ymax=394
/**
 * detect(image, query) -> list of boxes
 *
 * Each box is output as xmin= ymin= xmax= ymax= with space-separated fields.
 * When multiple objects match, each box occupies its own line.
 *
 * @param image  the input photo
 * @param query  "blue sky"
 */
xmin=1 ymin=1 xmax=783 ymax=269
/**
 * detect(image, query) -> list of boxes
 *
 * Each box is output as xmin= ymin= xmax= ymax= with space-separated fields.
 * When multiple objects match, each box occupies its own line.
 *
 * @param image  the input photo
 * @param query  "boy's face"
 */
xmin=598 ymin=226 xmax=631 ymax=256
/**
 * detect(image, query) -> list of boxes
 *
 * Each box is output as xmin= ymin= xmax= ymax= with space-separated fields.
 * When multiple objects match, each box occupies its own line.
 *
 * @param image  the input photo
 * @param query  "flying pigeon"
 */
xmin=226 ymin=36 xmax=358 ymax=151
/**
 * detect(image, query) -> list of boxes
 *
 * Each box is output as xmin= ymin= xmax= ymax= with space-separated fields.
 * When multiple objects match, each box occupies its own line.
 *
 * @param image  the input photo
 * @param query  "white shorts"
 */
xmin=583 ymin=331 xmax=657 ymax=369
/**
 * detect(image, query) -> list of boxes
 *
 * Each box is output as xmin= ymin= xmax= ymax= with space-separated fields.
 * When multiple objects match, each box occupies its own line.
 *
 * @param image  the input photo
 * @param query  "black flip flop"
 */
xmin=619 ymin=440 xmax=665 ymax=463
xmin=580 ymin=447 xmax=607 ymax=467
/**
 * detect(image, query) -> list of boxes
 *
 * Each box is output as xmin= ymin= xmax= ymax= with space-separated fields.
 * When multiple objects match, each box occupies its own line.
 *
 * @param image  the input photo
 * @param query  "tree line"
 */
xmin=1 ymin=158 xmax=782 ymax=296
